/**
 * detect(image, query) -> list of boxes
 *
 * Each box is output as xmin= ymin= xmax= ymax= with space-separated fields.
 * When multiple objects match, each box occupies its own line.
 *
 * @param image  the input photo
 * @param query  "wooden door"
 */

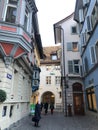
xmin=73 ymin=83 xmax=85 ymax=115
xmin=73 ymin=93 xmax=84 ymax=115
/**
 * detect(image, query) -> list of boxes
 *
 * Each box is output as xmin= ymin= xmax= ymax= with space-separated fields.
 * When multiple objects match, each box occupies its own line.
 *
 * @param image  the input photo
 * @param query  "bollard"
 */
xmin=68 ymin=104 xmax=72 ymax=116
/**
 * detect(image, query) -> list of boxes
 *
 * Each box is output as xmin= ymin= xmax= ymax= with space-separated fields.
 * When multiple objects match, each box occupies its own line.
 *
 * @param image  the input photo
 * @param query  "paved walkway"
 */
xmin=10 ymin=111 xmax=98 ymax=130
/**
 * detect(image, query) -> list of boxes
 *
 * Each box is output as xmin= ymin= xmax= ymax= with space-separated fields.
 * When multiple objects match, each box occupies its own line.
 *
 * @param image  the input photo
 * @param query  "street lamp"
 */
xmin=53 ymin=25 xmax=67 ymax=116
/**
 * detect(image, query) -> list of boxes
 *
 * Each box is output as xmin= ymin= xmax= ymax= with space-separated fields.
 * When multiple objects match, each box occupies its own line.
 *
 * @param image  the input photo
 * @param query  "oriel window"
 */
xmin=5 ymin=0 xmax=18 ymax=23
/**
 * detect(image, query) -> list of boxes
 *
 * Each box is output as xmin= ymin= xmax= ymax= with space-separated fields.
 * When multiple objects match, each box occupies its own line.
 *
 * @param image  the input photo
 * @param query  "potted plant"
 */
xmin=0 ymin=89 xmax=7 ymax=102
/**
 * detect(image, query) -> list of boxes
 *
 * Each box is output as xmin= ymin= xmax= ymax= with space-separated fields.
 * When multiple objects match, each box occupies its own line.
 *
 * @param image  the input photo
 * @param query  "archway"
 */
xmin=41 ymin=91 xmax=55 ymax=104
xmin=73 ymin=83 xmax=85 ymax=115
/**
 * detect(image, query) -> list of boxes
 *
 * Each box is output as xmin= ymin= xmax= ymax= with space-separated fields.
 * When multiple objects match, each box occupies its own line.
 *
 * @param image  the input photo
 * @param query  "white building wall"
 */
xmin=61 ymin=17 xmax=81 ymax=74
xmin=59 ymin=14 xmax=82 ymax=115
xmin=38 ymin=65 xmax=62 ymax=110
xmin=0 ymin=59 xmax=32 ymax=130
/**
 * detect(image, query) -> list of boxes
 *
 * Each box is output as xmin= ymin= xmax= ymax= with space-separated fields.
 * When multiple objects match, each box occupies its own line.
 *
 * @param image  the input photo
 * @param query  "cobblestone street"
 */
xmin=10 ymin=111 xmax=98 ymax=130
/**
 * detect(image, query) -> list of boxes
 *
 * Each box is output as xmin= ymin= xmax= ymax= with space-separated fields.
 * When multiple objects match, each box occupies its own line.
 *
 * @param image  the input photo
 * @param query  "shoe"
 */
xmin=36 ymin=125 xmax=40 ymax=127
xmin=34 ymin=123 xmax=37 ymax=127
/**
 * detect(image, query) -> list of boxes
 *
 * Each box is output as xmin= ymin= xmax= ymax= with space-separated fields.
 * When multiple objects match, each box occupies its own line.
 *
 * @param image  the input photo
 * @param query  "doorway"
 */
xmin=73 ymin=83 xmax=85 ymax=115
xmin=41 ymin=91 xmax=55 ymax=104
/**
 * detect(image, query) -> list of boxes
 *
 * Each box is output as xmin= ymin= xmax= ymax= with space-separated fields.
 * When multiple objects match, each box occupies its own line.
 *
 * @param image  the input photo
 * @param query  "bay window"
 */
xmin=4 ymin=0 xmax=18 ymax=23
xmin=24 ymin=6 xmax=30 ymax=32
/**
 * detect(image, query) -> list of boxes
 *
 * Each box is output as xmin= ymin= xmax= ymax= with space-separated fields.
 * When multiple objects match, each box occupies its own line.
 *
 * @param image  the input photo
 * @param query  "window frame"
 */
xmin=51 ymin=54 xmax=57 ymax=60
xmin=90 ymin=45 xmax=96 ymax=64
xmin=55 ymin=76 xmax=61 ymax=85
xmin=67 ymin=42 xmax=78 ymax=52
xmin=2 ymin=106 xmax=7 ymax=117
xmin=46 ymin=76 xmax=51 ymax=85
xmin=71 ymin=26 xmax=77 ymax=34
xmin=24 ymin=6 xmax=30 ymax=32
xmin=4 ymin=0 xmax=18 ymax=23
xmin=86 ymin=87 xmax=97 ymax=112
xmin=68 ymin=60 xmax=80 ymax=74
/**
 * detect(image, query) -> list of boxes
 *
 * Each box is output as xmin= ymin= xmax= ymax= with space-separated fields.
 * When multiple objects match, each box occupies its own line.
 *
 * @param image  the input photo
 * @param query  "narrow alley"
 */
xmin=10 ymin=111 xmax=98 ymax=130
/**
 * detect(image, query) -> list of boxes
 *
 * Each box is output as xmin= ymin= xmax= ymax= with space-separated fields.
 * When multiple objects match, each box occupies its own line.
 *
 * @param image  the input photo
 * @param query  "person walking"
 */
xmin=33 ymin=101 xmax=41 ymax=127
xmin=50 ymin=103 xmax=54 ymax=115
xmin=40 ymin=102 xmax=43 ymax=112
xmin=44 ymin=102 xmax=48 ymax=115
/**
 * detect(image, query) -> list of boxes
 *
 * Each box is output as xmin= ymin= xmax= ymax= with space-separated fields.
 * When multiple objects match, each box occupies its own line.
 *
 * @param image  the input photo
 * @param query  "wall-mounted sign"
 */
xmin=7 ymin=73 xmax=12 ymax=79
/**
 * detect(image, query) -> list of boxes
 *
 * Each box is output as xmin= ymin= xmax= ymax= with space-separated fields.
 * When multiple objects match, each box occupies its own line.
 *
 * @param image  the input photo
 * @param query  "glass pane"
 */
xmin=5 ymin=6 xmax=16 ymax=23
xmin=92 ymin=93 xmax=97 ymax=110
xmin=72 ymin=26 xmax=77 ymax=34
xmin=74 ymin=66 xmax=79 ymax=73
xmin=24 ymin=15 xmax=28 ymax=30
xmin=73 ymin=42 xmax=78 ymax=51
xmin=88 ymin=94 xmax=92 ymax=109
xmin=91 ymin=46 xmax=96 ymax=63
xmin=51 ymin=55 xmax=57 ymax=60
xmin=68 ymin=61 xmax=73 ymax=73
xmin=9 ymin=0 xmax=17 ymax=5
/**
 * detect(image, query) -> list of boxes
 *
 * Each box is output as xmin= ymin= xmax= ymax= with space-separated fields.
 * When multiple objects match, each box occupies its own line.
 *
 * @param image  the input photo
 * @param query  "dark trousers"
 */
xmin=45 ymin=109 xmax=48 ymax=114
xmin=51 ymin=109 xmax=53 ymax=114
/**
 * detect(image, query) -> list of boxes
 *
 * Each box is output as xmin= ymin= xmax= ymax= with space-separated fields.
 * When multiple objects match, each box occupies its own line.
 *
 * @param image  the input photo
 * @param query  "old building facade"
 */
xmin=39 ymin=45 xmax=62 ymax=111
xmin=74 ymin=0 xmax=98 ymax=116
xmin=54 ymin=13 xmax=85 ymax=116
xmin=0 ymin=0 xmax=43 ymax=129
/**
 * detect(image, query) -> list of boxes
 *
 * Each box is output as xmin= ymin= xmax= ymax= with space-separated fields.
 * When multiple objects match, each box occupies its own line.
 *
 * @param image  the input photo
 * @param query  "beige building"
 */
xmin=38 ymin=45 xmax=62 ymax=111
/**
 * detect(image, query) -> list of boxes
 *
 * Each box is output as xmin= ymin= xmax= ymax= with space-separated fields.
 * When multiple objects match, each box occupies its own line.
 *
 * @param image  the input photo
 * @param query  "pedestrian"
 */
xmin=50 ymin=103 xmax=54 ymax=115
xmin=44 ymin=102 xmax=48 ymax=115
xmin=32 ymin=101 xmax=41 ymax=127
xmin=40 ymin=102 xmax=43 ymax=112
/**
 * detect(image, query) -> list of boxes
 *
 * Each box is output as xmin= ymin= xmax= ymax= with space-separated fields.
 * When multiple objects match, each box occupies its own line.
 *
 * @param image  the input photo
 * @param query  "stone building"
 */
xmin=38 ymin=45 xmax=62 ymax=111
xmin=0 ymin=0 xmax=43 ymax=129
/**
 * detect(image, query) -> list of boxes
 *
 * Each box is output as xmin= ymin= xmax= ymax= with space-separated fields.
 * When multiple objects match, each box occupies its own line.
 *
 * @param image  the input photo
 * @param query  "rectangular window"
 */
xmin=68 ymin=60 xmax=80 ymax=74
xmin=55 ymin=76 xmax=61 ymax=85
xmin=71 ymin=26 xmax=77 ymax=34
xmin=2 ymin=106 xmax=7 ymax=117
xmin=5 ymin=0 xmax=17 ymax=23
xmin=9 ymin=105 xmax=14 ymax=117
xmin=90 ymin=46 xmax=96 ymax=64
xmin=84 ymin=57 xmax=89 ymax=74
xmin=55 ymin=66 xmax=60 ymax=70
xmin=74 ymin=60 xmax=80 ymax=74
xmin=51 ymin=54 xmax=57 ymax=60
xmin=46 ymin=66 xmax=51 ymax=71
xmin=95 ymin=42 xmax=98 ymax=62
xmin=67 ymin=42 xmax=78 ymax=51
xmin=46 ymin=76 xmax=51 ymax=84
xmin=73 ymin=42 xmax=78 ymax=51
xmin=86 ymin=87 xmax=97 ymax=112
xmin=24 ymin=6 xmax=30 ymax=32
xmin=86 ymin=15 xmax=93 ymax=33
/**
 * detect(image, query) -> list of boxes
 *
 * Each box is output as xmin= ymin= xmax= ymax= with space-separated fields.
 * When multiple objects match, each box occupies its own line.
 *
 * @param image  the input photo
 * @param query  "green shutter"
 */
xmin=68 ymin=60 xmax=73 ymax=73
xmin=67 ymin=42 xmax=72 ymax=51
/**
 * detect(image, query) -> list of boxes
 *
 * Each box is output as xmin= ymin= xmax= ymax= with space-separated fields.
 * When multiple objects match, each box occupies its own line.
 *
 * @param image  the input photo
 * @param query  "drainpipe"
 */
xmin=54 ymin=26 xmax=67 ymax=116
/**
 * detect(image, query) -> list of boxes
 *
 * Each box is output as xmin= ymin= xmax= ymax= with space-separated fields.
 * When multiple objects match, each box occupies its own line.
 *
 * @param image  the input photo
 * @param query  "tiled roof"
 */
xmin=40 ymin=45 xmax=61 ymax=64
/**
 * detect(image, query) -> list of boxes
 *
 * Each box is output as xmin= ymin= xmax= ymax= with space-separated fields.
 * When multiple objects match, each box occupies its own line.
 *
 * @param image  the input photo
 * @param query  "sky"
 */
xmin=36 ymin=0 xmax=76 ymax=47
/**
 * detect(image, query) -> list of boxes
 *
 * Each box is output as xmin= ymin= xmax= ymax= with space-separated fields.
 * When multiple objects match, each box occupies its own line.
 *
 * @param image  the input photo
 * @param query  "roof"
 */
xmin=53 ymin=13 xmax=74 ymax=26
xmin=40 ymin=45 xmax=61 ymax=65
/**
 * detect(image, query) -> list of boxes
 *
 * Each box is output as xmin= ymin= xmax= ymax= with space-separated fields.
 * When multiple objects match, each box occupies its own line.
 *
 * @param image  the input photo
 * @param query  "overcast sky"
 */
xmin=36 ymin=0 xmax=76 ymax=47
